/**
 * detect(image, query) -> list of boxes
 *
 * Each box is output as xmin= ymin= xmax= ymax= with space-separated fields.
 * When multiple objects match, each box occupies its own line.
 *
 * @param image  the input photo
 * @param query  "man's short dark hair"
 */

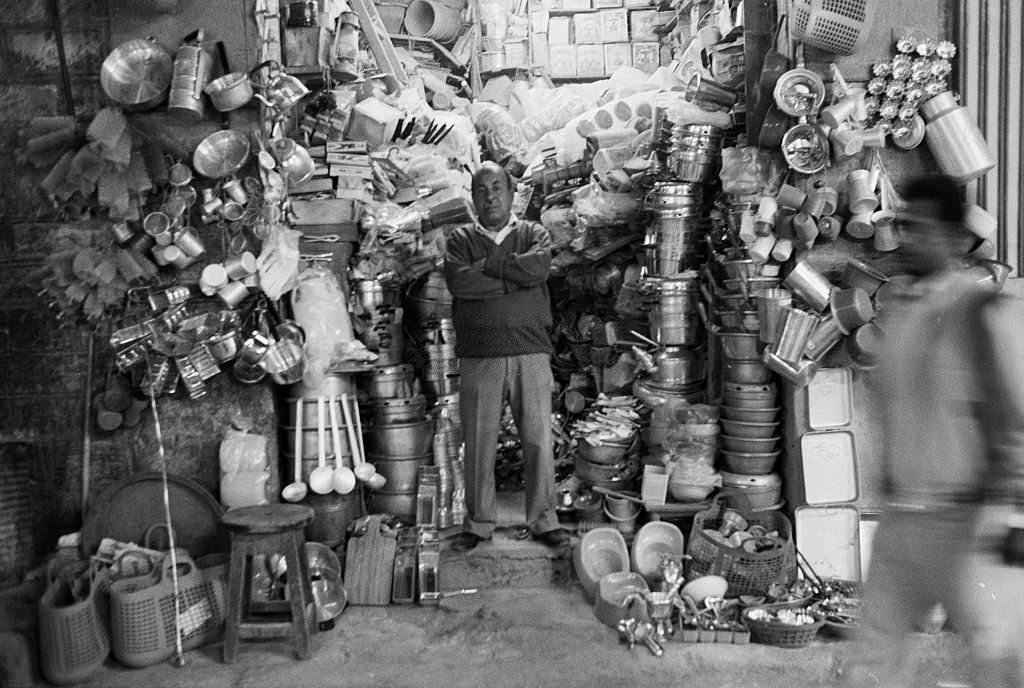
xmin=471 ymin=162 xmax=513 ymax=195
xmin=902 ymin=174 xmax=965 ymax=224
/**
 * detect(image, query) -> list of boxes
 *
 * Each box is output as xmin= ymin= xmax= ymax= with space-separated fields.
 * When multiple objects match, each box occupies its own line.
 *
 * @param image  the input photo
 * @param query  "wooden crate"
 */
xmin=344 ymin=514 xmax=397 ymax=605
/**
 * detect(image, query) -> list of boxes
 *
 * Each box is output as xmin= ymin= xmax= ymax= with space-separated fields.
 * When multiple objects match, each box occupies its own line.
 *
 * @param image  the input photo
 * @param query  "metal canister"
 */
xmin=920 ymin=91 xmax=996 ymax=185
xmin=168 ymin=32 xmax=213 ymax=121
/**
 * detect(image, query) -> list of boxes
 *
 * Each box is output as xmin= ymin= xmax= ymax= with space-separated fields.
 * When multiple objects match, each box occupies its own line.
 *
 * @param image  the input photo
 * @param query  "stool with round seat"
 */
xmin=221 ymin=504 xmax=316 ymax=663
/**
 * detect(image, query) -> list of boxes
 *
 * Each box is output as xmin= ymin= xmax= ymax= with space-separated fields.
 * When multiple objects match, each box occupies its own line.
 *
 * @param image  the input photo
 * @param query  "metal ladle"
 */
xmin=308 ymin=397 xmax=335 ymax=494
xmin=281 ymin=397 xmax=308 ymax=502
xmin=329 ymin=395 xmax=356 ymax=495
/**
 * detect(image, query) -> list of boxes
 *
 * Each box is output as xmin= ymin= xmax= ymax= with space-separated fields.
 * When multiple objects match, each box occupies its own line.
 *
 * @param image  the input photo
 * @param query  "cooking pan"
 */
xmin=100 ymin=38 xmax=174 ymax=111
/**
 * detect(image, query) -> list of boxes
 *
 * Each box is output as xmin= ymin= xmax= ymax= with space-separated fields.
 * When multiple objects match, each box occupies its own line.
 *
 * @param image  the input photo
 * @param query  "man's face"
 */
xmin=472 ymin=169 xmax=513 ymax=230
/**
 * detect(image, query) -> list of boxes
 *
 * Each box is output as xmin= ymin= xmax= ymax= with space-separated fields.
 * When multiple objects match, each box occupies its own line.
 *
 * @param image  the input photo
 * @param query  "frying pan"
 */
xmin=100 ymin=38 xmax=174 ymax=111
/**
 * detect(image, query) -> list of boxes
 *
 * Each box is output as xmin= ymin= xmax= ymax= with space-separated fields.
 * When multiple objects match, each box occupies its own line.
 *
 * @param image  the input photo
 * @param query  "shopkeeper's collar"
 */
xmin=476 ymin=214 xmax=518 ymax=245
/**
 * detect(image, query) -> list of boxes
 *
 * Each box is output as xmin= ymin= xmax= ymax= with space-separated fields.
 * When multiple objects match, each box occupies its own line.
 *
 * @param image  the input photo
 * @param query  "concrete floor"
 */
xmin=0 ymin=491 xmax=977 ymax=688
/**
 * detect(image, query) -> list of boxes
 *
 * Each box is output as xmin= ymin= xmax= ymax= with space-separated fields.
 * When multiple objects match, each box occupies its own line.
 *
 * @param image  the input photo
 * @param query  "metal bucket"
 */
xmin=303 ymin=491 xmax=361 ymax=547
xmin=366 ymin=451 xmax=431 ymax=493
xmin=373 ymin=395 xmax=427 ymax=425
xmin=364 ymin=419 xmax=434 ymax=457
xmin=286 ymin=426 xmax=347 ymax=459
xmin=168 ymin=40 xmax=212 ymax=120
xmin=354 ymin=279 xmax=401 ymax=312
xmin=421 ymin=372 xmax=459 ymax=403
xmin=366 ymin=490 xmax=417 ymax=524
xmin=365 ymin=364 xmax=416 ymax=399
xmin=645 ymin=277 xmax=704 ymax=346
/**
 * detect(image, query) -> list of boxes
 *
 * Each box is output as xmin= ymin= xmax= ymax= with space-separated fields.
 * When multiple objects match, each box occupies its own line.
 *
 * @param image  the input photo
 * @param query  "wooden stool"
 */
xmin=222 ymin=504 xmax=316 ymax=663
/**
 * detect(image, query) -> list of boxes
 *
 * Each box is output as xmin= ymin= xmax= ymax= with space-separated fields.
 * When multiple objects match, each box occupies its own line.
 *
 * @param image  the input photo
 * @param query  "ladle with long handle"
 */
xmin=309 ymin=396 xmax=335 ymax=494
xmin=351 ymin=393 xmax=377 ymax=482
xmin=282 ymin=397 xmax=308 ymax=502
xmin=340 ymin=393 xmax=374 ymax=482
xmin=329 ymin=394 xmax=356 ymax=494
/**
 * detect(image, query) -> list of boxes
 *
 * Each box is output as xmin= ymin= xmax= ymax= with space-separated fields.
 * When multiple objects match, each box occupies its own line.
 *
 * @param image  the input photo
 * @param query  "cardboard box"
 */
xmin=599 ymin=8 xmax=629 ymax=43
xmin=531 ymin=32 xmax=550 ymax=69
xmin=592 ymin=0 xmax=622 ymax=6
xmin=548 ymin=44 xmax=577 ymax=77
xmin=631 ymin=41 xmax=661 ymax=74
xmin=548 ymin=16 xmax=571 ymax=45
xmin=561 ymin=0 xmax=591 ymax=9
xmin=573 ymin=13 xmax=602 ymax=43
xmin=629 ymin=8 xmax=658 ymax=41
xmin=576 ymin=44 xmax=605 ymax=78
xmin=603 ymin=42 xmax=632 ymax=74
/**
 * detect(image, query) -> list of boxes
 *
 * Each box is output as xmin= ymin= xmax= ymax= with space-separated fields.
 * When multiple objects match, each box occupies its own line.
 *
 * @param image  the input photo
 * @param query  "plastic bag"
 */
xmin=467 ymin=101 xmax=524 ymax=164
xmin=571 ymin=182 xmax=642 ymax=227
xmin=256 ymin=222 xmax=301 ymax=299
xmin=219 ymin=428 xmax=268 ymax=474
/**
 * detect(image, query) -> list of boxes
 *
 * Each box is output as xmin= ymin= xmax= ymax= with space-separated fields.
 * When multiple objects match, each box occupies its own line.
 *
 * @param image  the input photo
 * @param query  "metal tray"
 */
xmin=806 ymin=367 xmax=853 ymax=429
xmin=800 ymin=430 xmax=859 ymax=504
xmin=81 ymin=471 xmax=227 ymax=559
xmin=794 ymin=505 xmax=861 ymax=582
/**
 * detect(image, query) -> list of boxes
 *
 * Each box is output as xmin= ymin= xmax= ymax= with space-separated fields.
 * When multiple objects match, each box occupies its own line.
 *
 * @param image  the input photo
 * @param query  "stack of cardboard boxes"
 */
xmin=530 ymin=0 xmax=663 ymax=79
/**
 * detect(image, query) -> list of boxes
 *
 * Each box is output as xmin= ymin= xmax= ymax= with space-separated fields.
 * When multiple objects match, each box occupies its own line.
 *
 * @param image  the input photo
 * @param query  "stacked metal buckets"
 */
xmin=420 ymin=319 xmax=459 ymax=404
xmin=642 ymin=181 xmax=709 ymax=277
xmin=353 ymin=278 xmax=404 ymax=366
xmin=667 ymin=122 xmax=724 ymax=184
xmin=360 ymin=363 xmax=434 ymax=524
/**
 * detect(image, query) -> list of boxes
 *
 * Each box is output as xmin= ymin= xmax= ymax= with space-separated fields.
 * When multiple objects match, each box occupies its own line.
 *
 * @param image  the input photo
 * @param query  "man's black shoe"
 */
xmin=450 ymin=532 xmax=489 ymax=552
xmin=536 ymin=528 xmax=571 ymax=548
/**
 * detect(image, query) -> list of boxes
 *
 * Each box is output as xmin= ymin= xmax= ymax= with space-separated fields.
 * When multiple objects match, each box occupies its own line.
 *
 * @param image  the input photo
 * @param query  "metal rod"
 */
xmin=81 ymin=332 xmax=94 ymax=516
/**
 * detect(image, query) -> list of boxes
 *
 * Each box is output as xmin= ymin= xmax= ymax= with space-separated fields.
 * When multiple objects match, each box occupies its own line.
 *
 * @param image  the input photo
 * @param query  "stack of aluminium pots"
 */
xmin=359 ymin=363 xmax=433 ymax=524
xmin=667 ymin=123 xmax=724 ymax=184
xmin=419 ymin=318 xmax=459 ymax=404
xmin=353 ymin=278 xmax=404 ymax=366
xmin=284 ymin=373 xmax=362 ymax=548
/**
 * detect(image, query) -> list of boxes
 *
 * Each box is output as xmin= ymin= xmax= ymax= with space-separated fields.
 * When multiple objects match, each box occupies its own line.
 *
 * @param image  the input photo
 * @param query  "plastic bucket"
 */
xmin=603 ymin=501 xmax=640 ymax=535
xmin=405 ymin=0 xmax=462 ymax=43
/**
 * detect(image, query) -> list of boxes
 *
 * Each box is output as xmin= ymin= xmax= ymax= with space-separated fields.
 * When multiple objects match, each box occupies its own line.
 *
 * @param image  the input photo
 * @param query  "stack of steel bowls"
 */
xmin=668 ymin=123 xmax=724 ymax=184
xmin=643 ymin=182 xmax=710 ymax=276
xmin=718 ymin=381 xmax=781 ymax=478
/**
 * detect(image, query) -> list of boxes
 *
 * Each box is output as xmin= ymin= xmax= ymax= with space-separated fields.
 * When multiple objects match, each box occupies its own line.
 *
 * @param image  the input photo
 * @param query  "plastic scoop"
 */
xmin=308 ymin=397 xmax=335 ymax=494
xmin=329 ymin=395 xmax=356 ymax=494
xmin=282 ymin=397 xmax=308 ymax=502
xmin=340 ymin=392 xmax=374 ymax=482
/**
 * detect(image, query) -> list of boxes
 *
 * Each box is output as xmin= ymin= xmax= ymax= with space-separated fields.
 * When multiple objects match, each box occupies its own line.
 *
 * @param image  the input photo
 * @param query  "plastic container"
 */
xmin=792 ymin=0 xmax=875 ymax=56
xmin=38 ymin=561 xmax=111 ymax=685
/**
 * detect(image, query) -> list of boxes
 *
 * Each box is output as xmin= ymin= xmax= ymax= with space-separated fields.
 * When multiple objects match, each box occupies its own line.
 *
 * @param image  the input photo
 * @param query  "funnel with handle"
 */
xmin=309 ymin=397 xmax=335 ymax=494
xmin=282 ymin=397 xmax=308 ymax=502
xmin=329 ymin=395 xmax=356 ymax=494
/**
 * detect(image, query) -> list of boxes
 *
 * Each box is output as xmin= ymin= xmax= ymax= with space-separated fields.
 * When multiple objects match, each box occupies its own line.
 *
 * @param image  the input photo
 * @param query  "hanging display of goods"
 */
xmin=100 ymin=38 xmax=174 ymax=112
xmin=772 ymin=68 xmax=825 ymax=118
xmin=919 ymin=91 xmax=996 ymax=184
xmin=192 ymin=129 xmax=251 ymax=179
xmin=781 ymin=121 xmax=829 ymax=174
xmin=168 ymin=30 xmax=213 ymax=120
xmin=204 ymin=71 xmax=254 ymax=112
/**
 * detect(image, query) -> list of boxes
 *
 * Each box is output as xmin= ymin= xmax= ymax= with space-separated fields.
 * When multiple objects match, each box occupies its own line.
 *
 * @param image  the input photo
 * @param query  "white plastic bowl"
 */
xmin=573 ymin=527 xmax=630 ymax=600
xmin=630 ymin=521 xmax=686 ymax=583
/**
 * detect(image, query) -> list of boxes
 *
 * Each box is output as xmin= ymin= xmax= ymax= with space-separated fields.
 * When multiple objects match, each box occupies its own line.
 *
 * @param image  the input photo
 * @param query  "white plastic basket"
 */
xmin=792 ymin=0 xmax=875 ymax=56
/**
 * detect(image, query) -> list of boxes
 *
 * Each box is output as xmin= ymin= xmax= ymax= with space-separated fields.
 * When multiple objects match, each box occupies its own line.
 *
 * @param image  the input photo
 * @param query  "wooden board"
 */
xmin=344 ymin=514 xmax=397 ymax=605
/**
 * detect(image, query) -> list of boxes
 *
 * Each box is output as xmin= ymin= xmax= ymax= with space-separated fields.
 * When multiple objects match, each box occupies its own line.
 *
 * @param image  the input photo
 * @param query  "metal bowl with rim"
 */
xmin=101 ymin=38 xmax=174 ymax=111
xmin=193 ymin=129 xmax=251 ymax=179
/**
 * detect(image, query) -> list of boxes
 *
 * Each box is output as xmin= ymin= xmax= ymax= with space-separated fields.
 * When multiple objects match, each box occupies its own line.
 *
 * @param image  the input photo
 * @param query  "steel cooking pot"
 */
xmin=204 ymin=71 xmax=253 ymax=112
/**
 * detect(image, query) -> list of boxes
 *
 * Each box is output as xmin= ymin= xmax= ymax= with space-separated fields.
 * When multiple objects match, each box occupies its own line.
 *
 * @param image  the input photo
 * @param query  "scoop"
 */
xmin=341 ymin=393 xmax=375 ymax=481
xmin=308 ymin=397 xmax=335 ymax=495
xmin=281 ymin=397 xmax=308 ymax=502
xmin=329 ymin=395 xmax=356 ymax=495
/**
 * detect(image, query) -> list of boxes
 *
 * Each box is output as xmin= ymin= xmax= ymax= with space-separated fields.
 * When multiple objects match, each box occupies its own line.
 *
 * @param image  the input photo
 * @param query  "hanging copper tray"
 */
xmin=81 ymin=471 xmax=227 ymax=559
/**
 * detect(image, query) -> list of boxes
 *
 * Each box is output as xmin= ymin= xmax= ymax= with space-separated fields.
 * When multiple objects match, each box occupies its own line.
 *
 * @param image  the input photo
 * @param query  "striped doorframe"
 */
xmin=954 ymin=0 xmax=1023 ymax=274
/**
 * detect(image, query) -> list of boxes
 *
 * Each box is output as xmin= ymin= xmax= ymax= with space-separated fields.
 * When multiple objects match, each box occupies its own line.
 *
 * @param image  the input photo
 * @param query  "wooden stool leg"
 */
xmin=223 ymin=539 xmax=249 ymax=664
xmin=285 ymin=531 xmax=313 ymax=659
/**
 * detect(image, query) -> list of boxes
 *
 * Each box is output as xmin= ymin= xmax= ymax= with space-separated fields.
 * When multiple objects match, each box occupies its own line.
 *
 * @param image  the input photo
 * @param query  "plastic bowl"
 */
xmin=720 ymin=450 xmax=780 ymax=475
xmin=572 ymin=527 xmax=630 ymax=600
xmin=630 ymin=521 xmax=686 ymax=582
xmin=680 ymin=575 xmax=729 ymax=606
xmin=719 ymin=405 xmax=780 ymax=423
xmin=594 ymin=572 xmax=650 ymax=628
xmin=668 ymin=481 xmax=717 ymax=503
xmin=719 ymin=418 xmax=779 ymax=439
xmin=720 ymin=434 xmax=780 ymax=454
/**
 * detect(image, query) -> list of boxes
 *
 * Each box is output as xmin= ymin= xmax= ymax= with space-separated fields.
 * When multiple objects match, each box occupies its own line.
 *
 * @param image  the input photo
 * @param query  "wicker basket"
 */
xmin=743 ymin=607 xmax=824 ymax=648
xmin=109 ymin=549 xmax=225 ymax=668
xmin=686 ymin=498 xmax=796 ymax=596
xmin=37 ymin=560 xmax=111 ymax=685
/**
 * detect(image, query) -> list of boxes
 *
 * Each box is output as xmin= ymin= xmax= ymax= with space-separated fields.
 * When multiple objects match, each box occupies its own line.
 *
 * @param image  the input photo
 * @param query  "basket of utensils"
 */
xmin=742 ymin=605 xmax=824 ymax=648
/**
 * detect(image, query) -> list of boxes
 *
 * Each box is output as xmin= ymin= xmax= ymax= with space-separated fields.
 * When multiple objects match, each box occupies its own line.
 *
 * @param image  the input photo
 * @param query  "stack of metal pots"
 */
xmin=717 ymin=378 xmax=782 ymax=509
xmin=667 ymin=123 xmax=724 ymax=184
xmin=353 ymin=278 xmax=404 ymax=366
xmin=421 ymin=325 xmax=459 ymax=404
xmin=285 ymin=373 xmax=362 ymax=548
xmin=359 ymin=363 xmax=433 ymax=524
xmin=404 ymin=271 xmax=452 ymax=330
xmin=642 ymin=181 xmax=710 ymax=276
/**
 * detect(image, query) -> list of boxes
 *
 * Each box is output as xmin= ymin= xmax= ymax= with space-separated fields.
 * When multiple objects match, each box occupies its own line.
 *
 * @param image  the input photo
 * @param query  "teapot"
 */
xmin=268 ymin=137 xmax=314 ymax=184
xmin=250 ymin=60 xmax=309 ymax=112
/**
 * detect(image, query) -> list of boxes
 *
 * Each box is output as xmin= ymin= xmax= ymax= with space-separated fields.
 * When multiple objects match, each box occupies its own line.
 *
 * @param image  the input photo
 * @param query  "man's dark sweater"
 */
xmin=443 ymin=219 xmax=553 ymax=359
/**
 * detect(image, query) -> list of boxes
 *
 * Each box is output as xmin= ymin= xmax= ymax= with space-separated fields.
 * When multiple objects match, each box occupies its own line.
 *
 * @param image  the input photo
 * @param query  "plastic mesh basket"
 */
xmin=37 ymin=560 xmax=111 ymax=685
xmin=792 ymin=0 xmax=875 ymax=56
xmin=109 ymin=550 xmax=225 ymax=668
xmin=686 ymin=498 xmax=797 ymax=596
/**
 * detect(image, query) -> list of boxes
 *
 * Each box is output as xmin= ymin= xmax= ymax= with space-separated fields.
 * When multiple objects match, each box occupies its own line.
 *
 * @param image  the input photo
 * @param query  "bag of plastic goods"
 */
xmin=467 ymin=100 xmax=524 ymax=164
xmin=219 ymin=428 xmax=268 ymax=474
xmin=291 ymin=265 xmax=373 ymax=387
xmin=719 ymin=145 xmax=766 ymax=195
xmin=256 ymin=222 xmax=301 ymax=299
xmin=572 ymin=181 xmax=642 ymax=227
xmin=220 ymin=471 xmax=270 ymax=508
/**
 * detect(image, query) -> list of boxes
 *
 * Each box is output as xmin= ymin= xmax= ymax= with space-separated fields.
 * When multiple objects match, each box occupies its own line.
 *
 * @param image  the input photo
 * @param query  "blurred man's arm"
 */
xmin=482 ymin=223 xmax=552 ymax=287
xmin=443 ymin=229 xmax=510 ymax=299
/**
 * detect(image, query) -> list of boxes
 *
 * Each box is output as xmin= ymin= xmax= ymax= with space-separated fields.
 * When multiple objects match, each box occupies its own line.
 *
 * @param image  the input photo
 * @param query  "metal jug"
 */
xmin=250 ymin=60 xmax=309 ymax=112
